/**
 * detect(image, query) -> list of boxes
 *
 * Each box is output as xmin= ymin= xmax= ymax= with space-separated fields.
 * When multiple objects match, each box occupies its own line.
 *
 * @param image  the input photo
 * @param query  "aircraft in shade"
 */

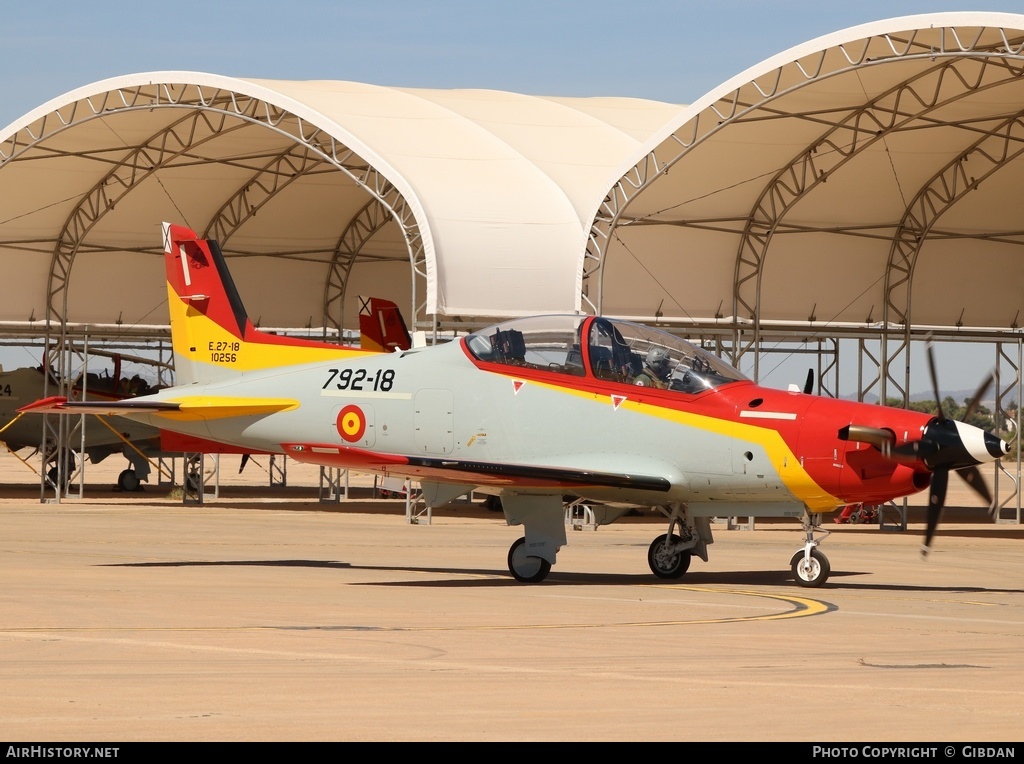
xmin=1 ymin=357 xmax=168 ymax=490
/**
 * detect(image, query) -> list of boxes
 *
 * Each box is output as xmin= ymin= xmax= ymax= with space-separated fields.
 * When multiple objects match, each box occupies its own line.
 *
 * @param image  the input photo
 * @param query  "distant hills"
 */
xmin=846 ymin=389 xmax=994 ymax=406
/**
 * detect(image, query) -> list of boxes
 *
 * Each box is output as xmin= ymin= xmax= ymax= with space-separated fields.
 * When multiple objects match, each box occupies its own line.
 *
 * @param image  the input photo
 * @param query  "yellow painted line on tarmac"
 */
xmin=356 ymin=585 xmax=833 ymax=631
xmin=376 ymin=585 xmax=831 ymax=631
xmin=0 ymin=587 xmax=832 ymax=636
xmin=651 ymin=584 xmax=834 ymax=623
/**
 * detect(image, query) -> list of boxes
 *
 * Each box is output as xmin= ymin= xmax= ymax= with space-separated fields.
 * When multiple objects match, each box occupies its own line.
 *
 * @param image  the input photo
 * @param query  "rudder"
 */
xmin=358 ymin=296 xmax=412 ymax=352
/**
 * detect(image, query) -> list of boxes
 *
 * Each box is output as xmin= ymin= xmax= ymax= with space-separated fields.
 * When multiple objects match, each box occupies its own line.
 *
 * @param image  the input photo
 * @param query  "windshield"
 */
xmin=464 ymin=315 xmax=747 ymax=392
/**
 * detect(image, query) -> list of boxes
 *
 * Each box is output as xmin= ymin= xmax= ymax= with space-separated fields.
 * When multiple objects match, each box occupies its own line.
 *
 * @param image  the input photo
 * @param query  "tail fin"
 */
xmin=162 ymin=223 xmax=372 ymax=385
xmin=358 ymin=296 xmax=412 ymax=352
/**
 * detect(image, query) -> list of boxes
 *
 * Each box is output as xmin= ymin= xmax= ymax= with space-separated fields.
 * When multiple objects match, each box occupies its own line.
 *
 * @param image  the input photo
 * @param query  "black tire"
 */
xmin=185 ymin=471 xmax=202 ymax=495
xmin=117 ymin=469 xmax=141 ymax=492
xmin=790 ymin=548 xmax=830 ymax=587
xmin=507 ymin=537 xmax=551 ymax=583
xmin=46 ymin=456 xmax=75 ymax=492
xmin=648 ymin=533 xmax=692 ymax=579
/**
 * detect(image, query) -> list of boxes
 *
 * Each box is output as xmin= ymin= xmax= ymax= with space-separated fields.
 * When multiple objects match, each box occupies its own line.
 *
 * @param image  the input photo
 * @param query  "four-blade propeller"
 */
xmin=839 ymin=341 xmax=1008 ymax=556
xmin=918 ymin=342 xmax=998 ymax=555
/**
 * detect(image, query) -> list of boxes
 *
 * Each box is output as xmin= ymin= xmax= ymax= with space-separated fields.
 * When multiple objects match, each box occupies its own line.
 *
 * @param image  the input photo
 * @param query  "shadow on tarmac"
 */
xmin=103 ymin=558 xmax=1024 ymax=594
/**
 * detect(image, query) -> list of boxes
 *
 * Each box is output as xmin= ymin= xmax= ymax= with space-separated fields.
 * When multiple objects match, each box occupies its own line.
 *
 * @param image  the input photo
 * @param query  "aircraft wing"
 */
xmin=282 ymin=442 xmax=673 ymax=492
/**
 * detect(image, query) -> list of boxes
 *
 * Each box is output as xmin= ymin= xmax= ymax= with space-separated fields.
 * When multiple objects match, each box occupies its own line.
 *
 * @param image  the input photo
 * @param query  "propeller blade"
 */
xmin=956 ymin=464 xmax=992 ymax=506
xmin=239 ymin=453 xmax=250 ymax=474
xmin=922 ymin=467 xmax=948 ymax=557
xmin=803 ymin=369 xmax=814 ymax=395
xmin=925 ymin=340 xmax=945 ymax=422
xmin=961 ymin=371 xmax=994 ymax=424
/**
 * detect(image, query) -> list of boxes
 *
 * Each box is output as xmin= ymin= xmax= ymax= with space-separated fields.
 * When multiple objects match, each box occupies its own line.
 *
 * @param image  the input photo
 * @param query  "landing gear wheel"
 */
xmin=46 ymin=466 xmax=66 ymax=492
xmin=648 ymin=533 xmax=692 ymax=579
xmin=46 ymin=456 xmax=75 ymax=492
xmin=117 ymin=469 xmax=141 ymax=492
xmin=790 ymin=548 xmax=830 ymax=587
xmin=185 ymin=471 xmax=203 ymax=495
xmin=507 ymin=537 xmax=551 ymax=583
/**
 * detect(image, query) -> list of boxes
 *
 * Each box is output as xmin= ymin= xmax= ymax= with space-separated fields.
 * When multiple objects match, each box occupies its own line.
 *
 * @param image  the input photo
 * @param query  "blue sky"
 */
xmin=1 ymin=1 xmax=1019 ymax=394
xmin=4 ymin=1 xmax=1023 ymax=126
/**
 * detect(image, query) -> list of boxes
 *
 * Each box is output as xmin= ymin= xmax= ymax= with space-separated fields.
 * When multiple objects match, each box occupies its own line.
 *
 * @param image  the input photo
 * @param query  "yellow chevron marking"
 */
xmin=157 ymin=396 xmax=299 ymax=421
xmin=517 ymin=378 xmax=842 ymax=512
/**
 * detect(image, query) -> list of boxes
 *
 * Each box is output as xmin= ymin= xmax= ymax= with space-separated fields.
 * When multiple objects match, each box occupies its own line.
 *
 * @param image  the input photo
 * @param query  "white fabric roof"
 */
xmin=1 ymin=11 xmax=1023 ymax=342
xmin=0 ymin=74 xmax=678 ymax=332
xmin=596 ymin=11 xmax=1024 ymax=335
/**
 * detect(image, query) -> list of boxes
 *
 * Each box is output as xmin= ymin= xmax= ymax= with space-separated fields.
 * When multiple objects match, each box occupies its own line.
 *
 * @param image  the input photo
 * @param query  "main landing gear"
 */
xmin=507 ymin=537 xmax=552 ymax=583
xmin=501 ymin=494 xmax=565 ymax=583
xmin=648 ymin=533 xmax=692 ymax=578
xmin=117 ymin=468 xmax=142 ymax=492
xmin=647 ymin=503 xmax=710 ymax=579
xmin=118 ymin=449 xmax=153 ymax=493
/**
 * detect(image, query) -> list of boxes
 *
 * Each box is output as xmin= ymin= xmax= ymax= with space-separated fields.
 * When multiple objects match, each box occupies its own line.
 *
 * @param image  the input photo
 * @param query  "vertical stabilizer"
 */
xmin=358 ymin=296 xmax=412 ymax=352
xmin=161 ymin=222 xmax=372 ymax=385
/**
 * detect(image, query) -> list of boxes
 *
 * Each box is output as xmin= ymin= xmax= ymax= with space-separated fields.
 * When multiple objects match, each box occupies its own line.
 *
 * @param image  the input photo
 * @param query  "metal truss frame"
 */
xmin=0 ymin=81 xmax=428 ymax=498
xmin=582 ymin=24 xmax=1024 ymax=518
xmin=587 ymin=27 xmax=1024 ymax=349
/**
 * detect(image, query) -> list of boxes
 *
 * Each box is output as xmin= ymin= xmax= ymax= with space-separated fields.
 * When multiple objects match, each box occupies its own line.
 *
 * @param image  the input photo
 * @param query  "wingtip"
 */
xmin=16 ymin=395 xmax=69 ymax=413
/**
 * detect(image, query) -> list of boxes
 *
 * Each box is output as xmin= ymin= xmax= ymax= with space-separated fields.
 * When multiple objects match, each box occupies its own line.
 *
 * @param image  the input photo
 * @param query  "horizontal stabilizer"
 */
xmin=19 ymin=396 xmax=181 ymax=415
xmin=20 ymin=395 xmax=298 ymax=421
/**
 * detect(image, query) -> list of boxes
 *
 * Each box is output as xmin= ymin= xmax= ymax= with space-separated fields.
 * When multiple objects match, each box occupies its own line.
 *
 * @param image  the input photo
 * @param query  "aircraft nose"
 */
xmin=959 ymin=419 xmax=1009 ymax=463
xmin=925 ymin=419 xmax=1008 ymax=470
xmin=986 ymin=429 xmax=1011 ymax=460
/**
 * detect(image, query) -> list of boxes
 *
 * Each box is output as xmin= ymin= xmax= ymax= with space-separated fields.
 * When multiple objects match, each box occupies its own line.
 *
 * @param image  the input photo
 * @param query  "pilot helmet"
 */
xmin=646 ymin=346 xmax=670 ymax=377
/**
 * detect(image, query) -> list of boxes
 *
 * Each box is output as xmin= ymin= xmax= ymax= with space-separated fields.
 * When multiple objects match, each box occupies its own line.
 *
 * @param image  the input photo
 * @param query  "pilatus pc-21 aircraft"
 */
xmin=22 ymin=223 xmax=1009 ymax=586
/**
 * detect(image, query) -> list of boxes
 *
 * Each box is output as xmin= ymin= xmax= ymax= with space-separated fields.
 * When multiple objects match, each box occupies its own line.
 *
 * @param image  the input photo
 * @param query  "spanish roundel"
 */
xmin=337 ymin=404 xmax=366 ymax=443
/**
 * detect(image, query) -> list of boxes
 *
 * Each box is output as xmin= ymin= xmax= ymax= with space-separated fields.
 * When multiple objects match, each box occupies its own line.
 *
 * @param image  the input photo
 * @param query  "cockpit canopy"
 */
xmin=464 ymin=315 xmax=748 ymax=393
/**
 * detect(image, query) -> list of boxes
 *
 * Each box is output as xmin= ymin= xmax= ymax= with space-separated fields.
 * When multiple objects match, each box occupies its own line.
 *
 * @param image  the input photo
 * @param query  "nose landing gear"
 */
xmin=791 ymin=513 xmax=831 ymax=587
